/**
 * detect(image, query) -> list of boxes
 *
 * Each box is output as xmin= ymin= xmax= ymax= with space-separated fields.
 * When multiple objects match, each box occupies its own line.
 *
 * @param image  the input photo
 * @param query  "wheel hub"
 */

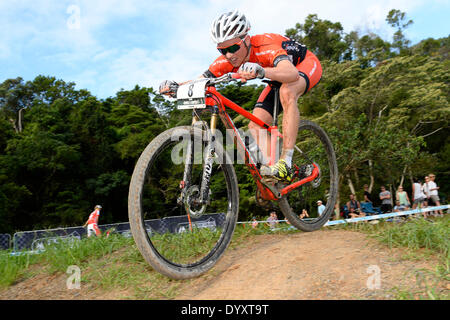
xmin=184 ymin=185 xmax=207 ymax=219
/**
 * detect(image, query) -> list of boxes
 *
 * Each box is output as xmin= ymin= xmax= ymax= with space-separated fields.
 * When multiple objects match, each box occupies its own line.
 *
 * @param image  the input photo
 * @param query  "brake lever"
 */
xmin=207 ymin=73 xmax=242 ymax=86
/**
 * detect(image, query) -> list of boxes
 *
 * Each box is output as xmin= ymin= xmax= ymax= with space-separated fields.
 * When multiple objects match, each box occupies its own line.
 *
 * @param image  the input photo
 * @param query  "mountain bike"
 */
xmin=128 ymin=73 xmax=338 ymax=279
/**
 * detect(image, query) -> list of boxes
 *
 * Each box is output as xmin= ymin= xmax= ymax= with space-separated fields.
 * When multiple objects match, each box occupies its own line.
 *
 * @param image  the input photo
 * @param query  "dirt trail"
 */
xmin=0 ymin=229 xmax=439 ymax=300
xmin=176 ymin=229 xmax=436 ymax=300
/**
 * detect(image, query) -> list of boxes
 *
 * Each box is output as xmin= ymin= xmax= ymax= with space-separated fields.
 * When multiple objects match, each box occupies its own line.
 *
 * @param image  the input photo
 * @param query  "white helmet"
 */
xmin=210 ymin=9 xmax=251 ymax=44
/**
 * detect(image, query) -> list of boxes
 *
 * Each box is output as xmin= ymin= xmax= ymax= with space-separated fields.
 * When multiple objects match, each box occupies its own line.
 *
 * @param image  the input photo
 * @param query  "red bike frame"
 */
xmin=204 ymin=84 xmax=319 ymax=201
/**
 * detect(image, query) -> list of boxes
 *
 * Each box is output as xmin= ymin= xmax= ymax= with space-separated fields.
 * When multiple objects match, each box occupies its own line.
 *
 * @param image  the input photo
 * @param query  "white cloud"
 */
xmin=0 ymin=0 xmax=443 ymax=98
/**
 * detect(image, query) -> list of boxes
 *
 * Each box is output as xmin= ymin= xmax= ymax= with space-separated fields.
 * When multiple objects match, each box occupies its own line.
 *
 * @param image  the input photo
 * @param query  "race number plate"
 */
xmin=177 ymin=79 xmax=209 ymax=109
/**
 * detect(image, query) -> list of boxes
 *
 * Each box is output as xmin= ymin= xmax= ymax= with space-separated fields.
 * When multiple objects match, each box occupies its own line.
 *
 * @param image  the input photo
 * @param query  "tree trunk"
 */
xmin=353 ymin=168 xmax=359 ymax=186
xmin=347 ymin=174 xmax=356 ymax=198
xmin=368 ymin=160 xmax=374 ymax=193
xmin=398 ymin=165 xmax=407 ymax=188
xmin=18 ymin=108 xmax=25 ymax=132
xmin=9 ymin=118 xmax=18 ymax=133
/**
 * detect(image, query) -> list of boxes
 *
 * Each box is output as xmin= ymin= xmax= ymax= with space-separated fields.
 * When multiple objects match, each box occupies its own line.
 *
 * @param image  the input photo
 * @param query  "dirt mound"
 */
xmin=0 ymin=229 xmax=439 ymax=300
xmin=176 ymin=229 xmax=436 ymax=300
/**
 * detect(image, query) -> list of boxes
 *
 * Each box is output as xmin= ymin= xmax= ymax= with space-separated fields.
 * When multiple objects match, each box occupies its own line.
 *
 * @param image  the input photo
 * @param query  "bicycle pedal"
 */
xmin=261 ymin=177 xmax=278 ymax=185
xmin=260 ymin=177 xmax=282 ymax=199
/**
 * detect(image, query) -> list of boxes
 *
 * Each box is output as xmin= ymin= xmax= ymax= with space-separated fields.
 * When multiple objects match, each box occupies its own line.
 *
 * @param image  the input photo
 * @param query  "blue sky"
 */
xmin=1 ymin=0 xmax=449 ymax=99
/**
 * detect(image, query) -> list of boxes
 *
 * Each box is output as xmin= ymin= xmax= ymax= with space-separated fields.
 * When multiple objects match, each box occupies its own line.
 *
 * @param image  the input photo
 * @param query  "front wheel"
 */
xmin=128 ymin=126 xmax=239 ymax=279
xmin=279 ymin=120 xmax=338 ymax=232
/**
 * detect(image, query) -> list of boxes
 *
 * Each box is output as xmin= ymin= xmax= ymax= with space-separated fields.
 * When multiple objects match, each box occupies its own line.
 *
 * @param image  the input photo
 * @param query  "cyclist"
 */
xmin=160 ymin=9 xmax=322 ymax=183
xmin=83 ymin=205 xmax=102 ymax=237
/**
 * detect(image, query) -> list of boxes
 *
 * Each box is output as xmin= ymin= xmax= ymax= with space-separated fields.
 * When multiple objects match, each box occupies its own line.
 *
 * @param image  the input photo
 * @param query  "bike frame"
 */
xmin=199 ymin=82 xmax=320 ymax=202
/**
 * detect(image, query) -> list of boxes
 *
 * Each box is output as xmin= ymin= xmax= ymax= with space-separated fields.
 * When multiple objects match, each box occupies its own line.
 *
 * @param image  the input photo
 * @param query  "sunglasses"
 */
xmin=217 ymin=38 xmax=244 ymax=55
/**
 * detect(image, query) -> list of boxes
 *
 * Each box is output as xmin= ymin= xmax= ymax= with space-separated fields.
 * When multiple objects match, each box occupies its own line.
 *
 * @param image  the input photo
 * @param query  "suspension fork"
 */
xmin=199 ymin=108 xmax=219 ymax=204
xmin=177 ymin=114 xmax=198 ymax=205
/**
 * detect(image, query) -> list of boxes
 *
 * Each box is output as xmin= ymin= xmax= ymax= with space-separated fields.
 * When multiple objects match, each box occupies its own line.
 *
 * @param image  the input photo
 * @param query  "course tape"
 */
xmin=324 ymin=204 xmax=449 ymax=226
xmin=236 ymin=205 xmax=449 ymax=228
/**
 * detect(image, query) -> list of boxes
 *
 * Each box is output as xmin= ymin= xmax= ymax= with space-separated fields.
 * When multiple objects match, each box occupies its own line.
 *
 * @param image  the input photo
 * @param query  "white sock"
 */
xmin=283 ymin=149 xmax=294 ymax=167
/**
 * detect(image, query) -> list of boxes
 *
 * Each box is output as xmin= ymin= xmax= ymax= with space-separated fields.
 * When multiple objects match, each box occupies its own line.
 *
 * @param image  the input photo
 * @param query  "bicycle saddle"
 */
xmin=262 ymin=80 xmax=282 ymax=89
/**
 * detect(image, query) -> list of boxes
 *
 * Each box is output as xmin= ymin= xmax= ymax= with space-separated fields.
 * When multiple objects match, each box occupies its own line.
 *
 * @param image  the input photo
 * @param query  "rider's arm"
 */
xmin=160 ymin=75 xmax=206 ymax=96
xmin=263 ymin=59 xmax=300 ymax=83
xmin=179 ymin=75 xmax=205 ymax=86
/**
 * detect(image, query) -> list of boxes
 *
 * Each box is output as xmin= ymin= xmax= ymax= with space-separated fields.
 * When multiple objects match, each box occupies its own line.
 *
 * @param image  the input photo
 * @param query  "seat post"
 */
xmin=272 ymin=85 xmax=280 ymax=127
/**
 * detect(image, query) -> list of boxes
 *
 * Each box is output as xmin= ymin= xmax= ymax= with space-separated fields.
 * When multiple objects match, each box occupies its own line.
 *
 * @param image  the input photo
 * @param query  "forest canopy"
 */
xmin=1 ymin=10 xmax=449 ymax=233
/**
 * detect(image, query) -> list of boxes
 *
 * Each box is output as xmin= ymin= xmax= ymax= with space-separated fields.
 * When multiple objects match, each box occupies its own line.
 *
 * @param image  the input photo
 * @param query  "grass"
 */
xmin=0 ymin=214 xmax=448 ymax=299
xmin=373 ymin=217 xmax=449 ymax=300
xmin=332 ymin=214 xmax=450 ymax=300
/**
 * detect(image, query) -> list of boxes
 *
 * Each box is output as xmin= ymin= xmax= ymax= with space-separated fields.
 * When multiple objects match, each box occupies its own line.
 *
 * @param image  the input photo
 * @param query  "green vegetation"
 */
xmin=336 ymin=215 xmax=449 ymax=299
xmin=0 ymin=9 xmax=449 ymax=233
xmin=1 ymin=216 xmax=448 ymax=299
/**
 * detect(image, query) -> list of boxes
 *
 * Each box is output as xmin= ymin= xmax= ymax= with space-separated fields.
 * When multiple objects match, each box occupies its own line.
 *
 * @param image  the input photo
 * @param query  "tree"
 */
xmin=386 ymin=9 xmax=413 ymax=55
xmin=286 ymin=14 xmax=349 ymax=62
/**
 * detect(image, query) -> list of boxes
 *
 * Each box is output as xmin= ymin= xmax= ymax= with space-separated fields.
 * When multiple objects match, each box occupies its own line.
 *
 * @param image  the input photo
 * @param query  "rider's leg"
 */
xmin=248 ymin=107 xmax=273 ymax=164
xmin=279 ymin=79 xmax=306 ymax=166
xmin=256 ymin=80 xmax=304 ymax=183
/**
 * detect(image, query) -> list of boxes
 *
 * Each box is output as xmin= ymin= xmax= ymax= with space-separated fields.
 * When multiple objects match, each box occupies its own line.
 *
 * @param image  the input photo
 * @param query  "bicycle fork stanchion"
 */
xmin=199 ymin=108 xmax=219 ymax=205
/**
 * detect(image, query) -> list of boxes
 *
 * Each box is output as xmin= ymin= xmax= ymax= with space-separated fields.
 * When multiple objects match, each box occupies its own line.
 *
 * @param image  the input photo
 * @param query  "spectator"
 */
xmin=423 ymin=176 xmax=430 ymax=208
xmin=332 ymin=203 xmax=340 ymax=220
xmin=346 ymin=194 xmax=366 ymax=218
xmin=299 ymin=209 xmax=309 ymax=219
xmin=346 ymin=194 xmax=361 ymax=213
xmin=266 ymin=211 xmax=279 ymax=229
xmin=83 ymin=205 xmax=102 ymax=237
xmin=348 ymin=206 xmax=366 ymax=219
xmin=428 ymin=173 xmax=444 ymax=217
xmin=317 ymin=200 xmax=326 ymax=217
xmin=396 ymin=186 xmax=411 ymax=208
xmin=363 ymin=184 xmax=373 ymax=204
xmin=379 ymin=186 xmax=392 ymax=213
xmin=393 ymin=200 xmax=407 ymax=212
xmin=412 ymin=178 xmax=427 ymax=218
xmin=251 ymin=217 xmax=259 ymax=229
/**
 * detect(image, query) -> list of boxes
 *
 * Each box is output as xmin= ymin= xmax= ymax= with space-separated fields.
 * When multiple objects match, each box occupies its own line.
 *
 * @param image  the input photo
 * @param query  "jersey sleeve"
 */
xmin=250 ymin=34 xmax=290 ymax=68
xmin=206 ymin=56 xmax=236 ymax=77
xmin=255 ymin=47 xmax=288 ymax=67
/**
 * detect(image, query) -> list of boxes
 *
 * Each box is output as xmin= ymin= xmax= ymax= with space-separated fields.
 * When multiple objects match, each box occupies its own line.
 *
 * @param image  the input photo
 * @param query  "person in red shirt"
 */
xmin=160 ymin=9 xmax=322 ymax=182
xmin=83 ymin=205 xmax=102 ymax=237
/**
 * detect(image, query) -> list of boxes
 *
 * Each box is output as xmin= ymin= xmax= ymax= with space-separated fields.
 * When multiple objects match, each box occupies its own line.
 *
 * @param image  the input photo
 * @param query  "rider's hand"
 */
xmin=159 ymin=80 xmax=179 ymax=98
xmin=238 ymin=62 xmax=265 ymax=80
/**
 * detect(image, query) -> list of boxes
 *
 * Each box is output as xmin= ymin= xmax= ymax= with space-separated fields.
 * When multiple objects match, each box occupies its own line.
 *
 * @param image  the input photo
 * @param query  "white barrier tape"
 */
xmin=235 ymin=205 xmax=449 ymax=227
xmin=324 ymin=205 xmax=449 ymax=226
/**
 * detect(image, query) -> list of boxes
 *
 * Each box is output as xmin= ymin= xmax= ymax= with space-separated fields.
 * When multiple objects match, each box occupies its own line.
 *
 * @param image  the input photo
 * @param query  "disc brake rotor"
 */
xmin=184 ymin=185 xmax=207 ymax=219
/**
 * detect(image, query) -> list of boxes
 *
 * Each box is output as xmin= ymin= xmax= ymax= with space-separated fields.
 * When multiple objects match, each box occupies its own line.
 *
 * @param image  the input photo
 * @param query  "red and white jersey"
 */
xmin=87 ymin=209 xmax=100 ymax=225
xmin=205 ymin=33 xmax=308 ymax=77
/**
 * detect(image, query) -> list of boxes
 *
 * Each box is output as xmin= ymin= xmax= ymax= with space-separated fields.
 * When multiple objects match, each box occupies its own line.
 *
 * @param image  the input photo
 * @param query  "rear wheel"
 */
xmin=279 ymin=120 xmax=338 ymax=232
xmin=128 ymin=126 xmax=239 ymax=279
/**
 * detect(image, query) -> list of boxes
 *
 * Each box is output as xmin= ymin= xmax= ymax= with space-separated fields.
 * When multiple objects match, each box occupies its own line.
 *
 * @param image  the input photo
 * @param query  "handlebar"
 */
xmin=207 ymin=72 xmax=243 ymax=86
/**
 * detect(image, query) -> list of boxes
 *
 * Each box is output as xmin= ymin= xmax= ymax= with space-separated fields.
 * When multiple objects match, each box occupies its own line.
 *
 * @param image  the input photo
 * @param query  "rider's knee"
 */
xmin=280 ymin=82 xmax=304 ymax=108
